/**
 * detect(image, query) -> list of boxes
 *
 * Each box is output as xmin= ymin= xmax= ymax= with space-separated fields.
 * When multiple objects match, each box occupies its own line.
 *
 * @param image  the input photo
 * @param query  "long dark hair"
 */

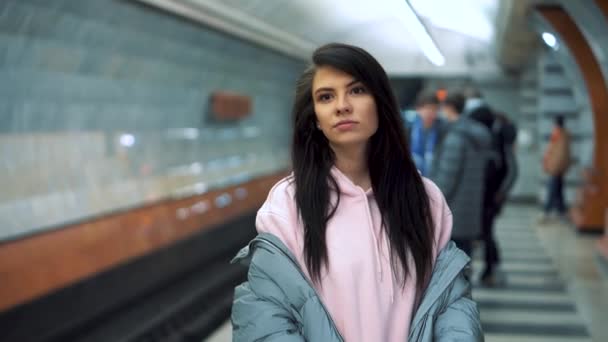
xmin=291 ymin=43 xmax=435 ymax=292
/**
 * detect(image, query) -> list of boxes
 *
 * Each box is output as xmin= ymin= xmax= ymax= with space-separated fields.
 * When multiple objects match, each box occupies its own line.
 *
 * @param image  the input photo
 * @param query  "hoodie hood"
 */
xmin=329 ymin=166 xmax=374 ymax=198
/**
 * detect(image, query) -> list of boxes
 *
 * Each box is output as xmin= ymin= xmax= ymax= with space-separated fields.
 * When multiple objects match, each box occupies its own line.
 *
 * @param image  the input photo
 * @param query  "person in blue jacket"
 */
xmin=403 ymin=93 xmax=446 ymax=177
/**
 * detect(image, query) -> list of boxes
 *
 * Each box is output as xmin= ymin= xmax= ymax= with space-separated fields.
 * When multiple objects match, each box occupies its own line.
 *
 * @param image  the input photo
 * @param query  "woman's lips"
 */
xmin=334 ymin=121 xmax=358 ymax=131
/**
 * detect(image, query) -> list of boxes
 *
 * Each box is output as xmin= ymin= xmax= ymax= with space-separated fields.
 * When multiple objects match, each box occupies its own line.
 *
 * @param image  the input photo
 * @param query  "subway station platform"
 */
xmin=2 ymin=1 xmax=608 ymax=341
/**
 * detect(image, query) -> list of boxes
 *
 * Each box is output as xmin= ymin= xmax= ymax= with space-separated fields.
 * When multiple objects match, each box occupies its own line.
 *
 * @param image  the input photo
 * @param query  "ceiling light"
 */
xmin=402 ymin=1 xmax=445 ymax=66
xmin=542 ymin=32 xmax=558 ymax=50
xmin=119 ymin=134 xmax=135 ymax=147
xmin=409 ymin=0 xmax=496 ymax=41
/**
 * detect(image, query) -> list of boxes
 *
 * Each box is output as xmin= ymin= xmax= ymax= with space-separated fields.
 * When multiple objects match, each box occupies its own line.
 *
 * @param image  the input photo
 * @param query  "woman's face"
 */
xmin=312 ymin=66 xmax=378 ymax=150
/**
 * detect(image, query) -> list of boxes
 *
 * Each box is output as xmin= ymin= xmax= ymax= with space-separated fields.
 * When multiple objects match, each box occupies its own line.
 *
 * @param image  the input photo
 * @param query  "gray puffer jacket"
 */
xmin=431 ymin=116 xmax=492 ymax=239
xmin=231 ymin=233 xmax=483 ymax=341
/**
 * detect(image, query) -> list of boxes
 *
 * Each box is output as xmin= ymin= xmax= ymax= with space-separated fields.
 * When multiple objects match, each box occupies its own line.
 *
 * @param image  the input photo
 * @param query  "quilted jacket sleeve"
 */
xmin=232 ymin=262 xmax=305 ymax=342
xmin=434 ymin=271 xmax=484 ymax=341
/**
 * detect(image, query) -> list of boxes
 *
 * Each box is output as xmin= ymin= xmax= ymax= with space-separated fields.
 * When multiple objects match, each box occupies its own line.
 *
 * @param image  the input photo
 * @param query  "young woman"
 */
xmin=231 ymin=43 xmax=482 ymax=342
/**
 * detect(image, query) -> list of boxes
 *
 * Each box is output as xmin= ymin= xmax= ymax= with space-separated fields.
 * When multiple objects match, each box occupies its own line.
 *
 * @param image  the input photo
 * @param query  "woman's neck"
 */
xmin=331 ymin=143 xmax=371 ymax=191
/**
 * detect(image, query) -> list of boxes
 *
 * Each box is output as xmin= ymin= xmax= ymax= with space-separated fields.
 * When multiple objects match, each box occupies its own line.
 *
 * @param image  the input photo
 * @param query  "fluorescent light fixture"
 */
xmin=409 ymin=0 xmax=495 ymax=41
xmin=119 ymin=134 xmax=135 ymax=147
xmin=401 ymin=1 xmax=445 ymax=66
xmin=542 ymin=32 xmax=558 ymax=50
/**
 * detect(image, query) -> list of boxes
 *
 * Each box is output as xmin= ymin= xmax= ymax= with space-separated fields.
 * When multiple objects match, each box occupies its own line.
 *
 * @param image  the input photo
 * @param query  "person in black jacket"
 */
xmin=470 ymin=107 xmax=518 ymax=286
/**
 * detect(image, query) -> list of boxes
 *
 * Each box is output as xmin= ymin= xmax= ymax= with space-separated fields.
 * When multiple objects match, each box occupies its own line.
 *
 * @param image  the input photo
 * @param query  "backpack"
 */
xmin=545 ymin=130 xmax=571 ymax=175
xmin=484 ymin=118 xmax=516 ymax=200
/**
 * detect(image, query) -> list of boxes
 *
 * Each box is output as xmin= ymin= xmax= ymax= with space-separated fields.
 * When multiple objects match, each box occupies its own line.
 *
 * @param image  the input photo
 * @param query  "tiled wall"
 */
xmin=0 ymin=0 xmax=305 ymax=240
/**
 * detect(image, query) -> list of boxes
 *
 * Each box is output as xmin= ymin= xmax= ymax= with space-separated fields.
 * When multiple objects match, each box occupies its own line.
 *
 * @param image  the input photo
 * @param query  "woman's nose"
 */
xmin=336 ymin=96 xmax=352 ymax=114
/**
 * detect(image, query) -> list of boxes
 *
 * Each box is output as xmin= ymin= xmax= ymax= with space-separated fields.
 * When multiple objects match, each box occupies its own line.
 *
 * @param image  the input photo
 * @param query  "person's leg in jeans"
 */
xmin=544 ymin=176 xmax=558 ymax=215
xmin=554 ymin=174 xmax=566 ymax=215
xmin=481 ymin=206 xmax=499 ymax=284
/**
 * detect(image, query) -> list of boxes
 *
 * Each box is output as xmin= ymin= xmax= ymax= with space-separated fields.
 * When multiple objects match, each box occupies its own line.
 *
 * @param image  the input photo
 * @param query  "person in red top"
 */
xmin=541 ymin=115 xmax=571 ymax=222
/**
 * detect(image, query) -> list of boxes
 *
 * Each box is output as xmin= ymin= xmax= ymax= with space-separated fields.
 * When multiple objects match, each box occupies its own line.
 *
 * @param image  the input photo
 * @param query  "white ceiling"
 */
xmin=136 ymin=0 xmax=505 ymax=76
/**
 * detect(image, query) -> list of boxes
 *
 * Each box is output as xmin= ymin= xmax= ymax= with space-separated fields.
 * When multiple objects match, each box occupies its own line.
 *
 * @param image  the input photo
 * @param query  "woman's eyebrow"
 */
xmin=314 ymin=87 xmax=334 ymax=95
xmin=345 ymin=79 xmax=361 ymax=87
xmin=313 ymin=79 xmax=360 ymax=95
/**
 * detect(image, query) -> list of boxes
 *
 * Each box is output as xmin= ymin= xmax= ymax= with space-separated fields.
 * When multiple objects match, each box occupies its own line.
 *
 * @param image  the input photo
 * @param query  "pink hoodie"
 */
xmin=256 ymin=167 xmax=452 ymax=342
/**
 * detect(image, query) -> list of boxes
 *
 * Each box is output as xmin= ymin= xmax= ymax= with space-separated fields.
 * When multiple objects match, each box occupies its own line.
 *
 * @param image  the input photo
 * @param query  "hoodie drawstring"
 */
xmin=330 ymin=166 xmax=397 ymax=304
xmin=362 ymin=191 xmax=395 ymax=304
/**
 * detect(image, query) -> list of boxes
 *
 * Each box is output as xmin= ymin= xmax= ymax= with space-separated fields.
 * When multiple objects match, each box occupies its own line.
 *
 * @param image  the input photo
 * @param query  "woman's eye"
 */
xmin=351 ymin=86 xmax=366 ymax=94
xmin=318 ymin=94 xmax=332 ymax=102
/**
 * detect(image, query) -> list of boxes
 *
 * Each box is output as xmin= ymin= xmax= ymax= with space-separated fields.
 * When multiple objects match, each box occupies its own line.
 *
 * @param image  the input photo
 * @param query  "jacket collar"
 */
xmin=409 ymin=241 xmax=470 ymax=328
xmin=231 ymin=232 xmax=294 ymax=265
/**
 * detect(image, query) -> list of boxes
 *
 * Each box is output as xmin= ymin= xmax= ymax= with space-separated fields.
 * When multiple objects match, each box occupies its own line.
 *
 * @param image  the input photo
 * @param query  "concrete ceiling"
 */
xmin=135 ymin=0 xmax=542 ymax=76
